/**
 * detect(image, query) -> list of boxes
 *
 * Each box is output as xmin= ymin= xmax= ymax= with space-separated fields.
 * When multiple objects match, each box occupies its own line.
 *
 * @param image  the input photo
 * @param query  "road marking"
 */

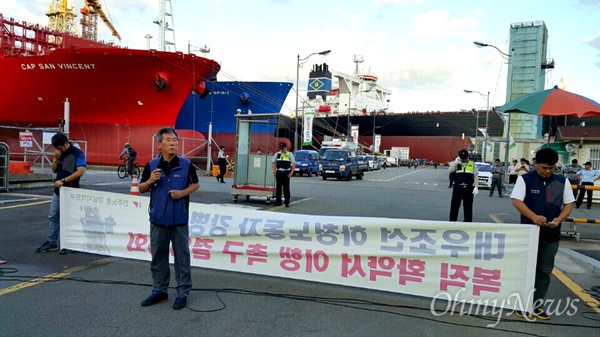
xmin=0 ymin=265 xmax=86 ymax=296
xmin=552 ymin=268 xmax=600 ymax=313
xmin=491 ymin=214 xmax=599 ymax=312
xmin=0 ymin=200 xmax=51 ymax=210
xmin=0 ymin=198 xmax=40 ymax=205
xmin=4 ymin=193 xmax=51 ymax=199
xmin=0 ymin=258 xmax=114 ymax=296
xmin=268 ymin=197 xmax=312 ymax=210
xmin=367 ymin=169 xmax=422 ymax=182
xmin=94 ymin=181 xmax=131 ymax=186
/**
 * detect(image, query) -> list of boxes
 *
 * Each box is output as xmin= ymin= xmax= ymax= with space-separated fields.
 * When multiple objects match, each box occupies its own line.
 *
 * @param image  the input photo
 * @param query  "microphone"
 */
xmin=154 ymin=161 xmax=164 ymax=187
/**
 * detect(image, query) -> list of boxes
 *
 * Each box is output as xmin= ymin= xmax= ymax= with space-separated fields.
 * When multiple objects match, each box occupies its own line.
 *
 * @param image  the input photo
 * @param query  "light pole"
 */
xmin=295 ymin=49 xmax=331 ymax=151
xmin=474 ymin=41 xmax=512 ymax=181
xmin=463 ymin=90 xmax=490 ymax=162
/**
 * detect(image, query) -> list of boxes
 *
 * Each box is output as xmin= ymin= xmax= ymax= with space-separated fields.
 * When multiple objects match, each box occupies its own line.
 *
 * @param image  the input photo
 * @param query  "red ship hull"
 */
xmin=0 ymin=47 xmax=219 ymax=165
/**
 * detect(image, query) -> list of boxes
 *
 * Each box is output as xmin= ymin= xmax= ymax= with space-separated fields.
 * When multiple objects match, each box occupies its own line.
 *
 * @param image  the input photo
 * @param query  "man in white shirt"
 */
xmin=510 ymin=148 xmax=575 ymax=320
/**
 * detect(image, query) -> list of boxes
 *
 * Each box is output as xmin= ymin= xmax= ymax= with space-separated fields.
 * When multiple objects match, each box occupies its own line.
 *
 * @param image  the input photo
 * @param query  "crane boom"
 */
xmin=80 ymin=0 xmax=121 ymax=41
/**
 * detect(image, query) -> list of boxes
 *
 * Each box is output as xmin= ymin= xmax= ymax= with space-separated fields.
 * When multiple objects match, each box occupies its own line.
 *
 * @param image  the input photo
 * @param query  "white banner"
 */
xmin=60 ymin=188 xmax=538 ymax=310
xmin=302 ymin=108 xmax=315 ymax=146
xmin=351 ymin=125 xmax=359 ymax=145
xmin=374 ymin=134 xmax=381 ymax=153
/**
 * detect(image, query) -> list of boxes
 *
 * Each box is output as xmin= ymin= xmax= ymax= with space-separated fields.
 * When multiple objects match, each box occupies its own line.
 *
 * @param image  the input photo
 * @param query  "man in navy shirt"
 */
xmin=511 ymin=148 xmax=575 ymax=320
xmin=36 ymin=133 xmax=86 ymax=255
xmin=139 ymin=127 xmax=199 ymax=310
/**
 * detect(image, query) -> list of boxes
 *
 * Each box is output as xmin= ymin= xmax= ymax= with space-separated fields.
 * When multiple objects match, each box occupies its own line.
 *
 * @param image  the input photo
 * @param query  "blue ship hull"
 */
xmin=175 ymin=81 xmax=293 ymax=134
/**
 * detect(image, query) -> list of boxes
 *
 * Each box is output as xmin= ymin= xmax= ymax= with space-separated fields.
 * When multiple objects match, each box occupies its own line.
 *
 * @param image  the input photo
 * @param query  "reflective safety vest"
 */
xmin=276 ymin=151 xmax=293 ymax=171
xmin=454 ymin=160 xmax=475 ymax=186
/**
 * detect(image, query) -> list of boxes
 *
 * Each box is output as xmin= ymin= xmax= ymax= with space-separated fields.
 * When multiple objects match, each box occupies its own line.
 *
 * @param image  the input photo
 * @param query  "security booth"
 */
xmin=0 ymin=142 xmax=9 ymax=192
xmin=231 ymin=113 xmax=279 ymax=204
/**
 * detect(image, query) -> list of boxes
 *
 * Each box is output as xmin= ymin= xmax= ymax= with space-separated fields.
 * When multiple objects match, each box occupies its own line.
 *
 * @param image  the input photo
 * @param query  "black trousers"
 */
xmin=275 ymin=170 xmax=291 ymax=205
xmin=569 ymin=179 xmax=579 ymax=200
xmin=127 ymin=157 xmax=136 ymax=175
xmin=534 ymin=240 xmax=559 ymax=304
xmin=217 ymin=159 xmax=227 ymax=182
xmin=576 ymin=182 xmax=594 ymax=207
xmin=449 ymin=185 xmax=474 ymax=222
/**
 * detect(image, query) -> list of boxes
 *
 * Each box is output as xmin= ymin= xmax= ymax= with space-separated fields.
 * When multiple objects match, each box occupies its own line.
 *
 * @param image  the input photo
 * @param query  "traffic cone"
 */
xmin=130 ymin=175 xmax=140 ymax=196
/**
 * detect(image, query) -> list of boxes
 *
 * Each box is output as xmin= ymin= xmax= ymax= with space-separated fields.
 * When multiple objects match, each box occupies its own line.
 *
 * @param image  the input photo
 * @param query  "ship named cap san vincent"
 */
xmin=0 ymin=0 xmax=220 ymax=165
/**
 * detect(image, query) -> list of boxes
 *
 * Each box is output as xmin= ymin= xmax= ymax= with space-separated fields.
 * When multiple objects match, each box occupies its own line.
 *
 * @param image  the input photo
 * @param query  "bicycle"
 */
xmin=117 ymin=158 xmax=140 ymax=179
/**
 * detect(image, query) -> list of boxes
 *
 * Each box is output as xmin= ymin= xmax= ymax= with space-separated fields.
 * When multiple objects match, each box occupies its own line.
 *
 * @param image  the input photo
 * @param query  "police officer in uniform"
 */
xmin=448 ymin=149 xmax=479 ymax=222
xmin=272 ymin=142 xmax=296 ymax=207
xmin=216 ymin=145 xmax=227 ymax=183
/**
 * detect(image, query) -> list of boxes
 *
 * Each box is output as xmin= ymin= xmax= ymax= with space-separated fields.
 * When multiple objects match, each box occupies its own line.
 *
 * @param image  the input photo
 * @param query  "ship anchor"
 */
xmin=153 ymin=74 xmax=169 ymax=92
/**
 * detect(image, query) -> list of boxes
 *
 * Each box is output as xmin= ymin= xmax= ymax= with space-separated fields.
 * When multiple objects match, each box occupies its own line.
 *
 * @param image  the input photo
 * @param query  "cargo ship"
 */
xmin=175 ymin=80 xmax=292 ymax=156
xmin=278 ymin=57 xmax=600 ymax=163
xmin=0 ymin=0 xmax=222 ymax=166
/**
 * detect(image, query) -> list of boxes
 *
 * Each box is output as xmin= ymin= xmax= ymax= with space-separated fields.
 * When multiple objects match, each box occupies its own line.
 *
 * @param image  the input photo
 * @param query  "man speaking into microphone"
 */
xmin=138 ymin=127 xmax=199 ymax=311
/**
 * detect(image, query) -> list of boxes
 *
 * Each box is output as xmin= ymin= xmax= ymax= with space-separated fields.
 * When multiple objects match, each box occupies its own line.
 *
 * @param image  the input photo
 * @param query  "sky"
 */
xmin=2 ymin=0 xmax=599 ymax=115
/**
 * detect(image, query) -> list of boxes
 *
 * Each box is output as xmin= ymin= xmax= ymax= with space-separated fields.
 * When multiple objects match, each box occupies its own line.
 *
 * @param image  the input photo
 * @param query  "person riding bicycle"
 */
xmin=119 ymin=142 xmax=137 ymax=176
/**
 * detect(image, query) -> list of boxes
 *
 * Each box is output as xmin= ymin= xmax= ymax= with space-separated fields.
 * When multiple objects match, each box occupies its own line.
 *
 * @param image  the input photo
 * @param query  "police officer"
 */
xmin=272 ymin=142 xmax=296 ymax=207
xmin=448 ymin=149 xmax=479 ymax=222
xmin=216 ymin=145 xmax=227 ymax=183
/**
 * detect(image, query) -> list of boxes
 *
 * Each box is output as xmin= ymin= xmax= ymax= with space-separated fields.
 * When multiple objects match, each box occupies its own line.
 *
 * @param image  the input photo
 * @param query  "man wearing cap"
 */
xmin=448 ymin=149 xmax=479 ymax=222
xmin=272 ymin=142 xmax=296 ymax=207
xmin=563 ymin=159 xmax=582 ymax=200
xmin=575 ymin=161 xmax=600 ymax=209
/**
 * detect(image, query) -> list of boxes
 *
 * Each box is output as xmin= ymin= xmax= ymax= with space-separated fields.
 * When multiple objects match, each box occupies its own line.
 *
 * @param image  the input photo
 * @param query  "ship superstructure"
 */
xmin=305 ymin=55 xmax=392 ymax=116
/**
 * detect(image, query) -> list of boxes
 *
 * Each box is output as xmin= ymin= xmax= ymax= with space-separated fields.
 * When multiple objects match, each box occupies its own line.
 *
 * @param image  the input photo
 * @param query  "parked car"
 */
xmin=475 ymin=162 xmax=493 ymax=189
xmin=293 ymin=150 xmax=320 ymax=177
xmin=365 ymin=155 xmax=380 ymax=170
xmin=356 ymin=155 xmax=370 ymax=173
xmin=385 ymin=157 xmax=397 ymax=167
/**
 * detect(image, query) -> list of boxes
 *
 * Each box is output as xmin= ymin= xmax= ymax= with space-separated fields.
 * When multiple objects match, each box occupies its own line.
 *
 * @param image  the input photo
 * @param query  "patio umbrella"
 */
xmin=497 ymin=86 xmax=600 ymax=117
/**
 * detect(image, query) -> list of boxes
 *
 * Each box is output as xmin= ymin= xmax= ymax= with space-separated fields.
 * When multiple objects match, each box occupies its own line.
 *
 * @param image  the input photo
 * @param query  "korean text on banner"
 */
xmin=60 ymin=188 xmax=538 ymax=311
xmin=303 ymin=108 xmax=315 ymax=146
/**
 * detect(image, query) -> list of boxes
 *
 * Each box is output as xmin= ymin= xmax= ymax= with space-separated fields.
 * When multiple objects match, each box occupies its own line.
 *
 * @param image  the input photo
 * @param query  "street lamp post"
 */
xmin=463 ymin=90 xmax=490 ymax=162
xmin=474 ymin=41 xmax=512 ymax=182
xmin=295 ymin=49 xmax=331 ymax=151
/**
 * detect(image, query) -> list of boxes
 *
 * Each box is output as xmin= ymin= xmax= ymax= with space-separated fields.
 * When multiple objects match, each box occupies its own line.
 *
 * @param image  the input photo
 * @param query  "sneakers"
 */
xmin=532 ymin=307 xmax=550 ymax=320
xmin=35 ymin=241 xmax=58 ymax=253
xmin=515 ymin=307 xmax=550 ymax=320
xmin=59 ymin=248 xmax=74 ymax=255
xmin=515 ymin=310 xmax=532 ymax=319
xmin=173 ymin=296 xmax=187 ymax=310
xmin=141 ymin=291 xmax=168 ymax=307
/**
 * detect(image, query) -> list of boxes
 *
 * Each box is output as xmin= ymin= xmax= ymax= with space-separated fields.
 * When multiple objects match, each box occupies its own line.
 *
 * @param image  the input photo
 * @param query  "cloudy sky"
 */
xmin=2 ymin=0 xmax=599 ymax=114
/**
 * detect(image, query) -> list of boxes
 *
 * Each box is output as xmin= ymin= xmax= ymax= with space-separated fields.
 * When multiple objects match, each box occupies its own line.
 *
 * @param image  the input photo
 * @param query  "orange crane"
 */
xmin=80 ymin=0 xmax=121 ymax=41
